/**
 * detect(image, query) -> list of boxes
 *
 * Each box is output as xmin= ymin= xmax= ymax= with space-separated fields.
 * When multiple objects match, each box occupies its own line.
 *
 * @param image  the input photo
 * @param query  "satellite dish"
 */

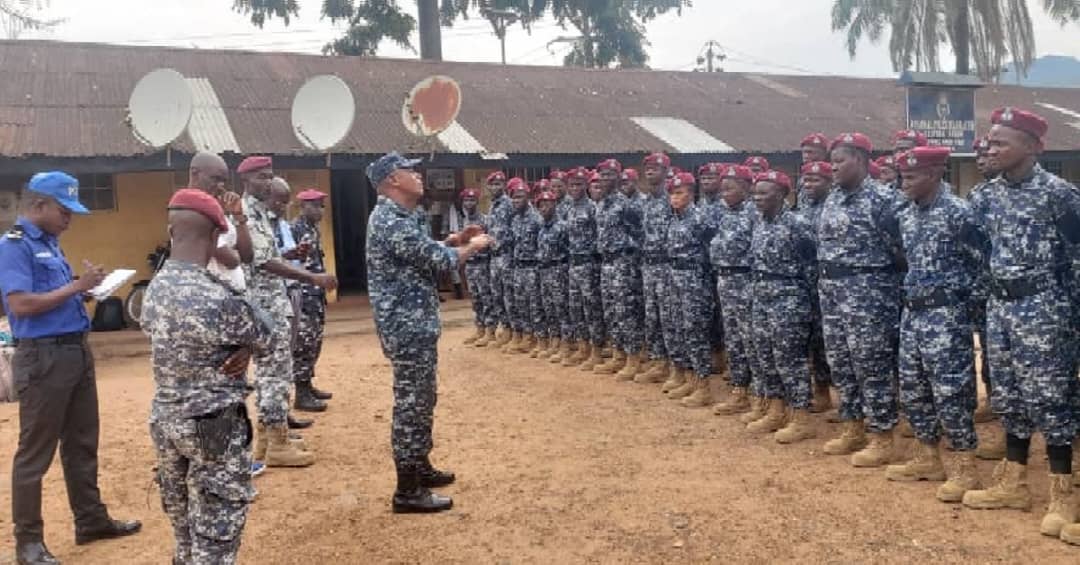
xmin=291 ymin=75 xmax=356 ymax=151
xmin=127 ymin=69 xmax=193 ymax=148
xmin=402 ymin=75 xmax=462 ymax=137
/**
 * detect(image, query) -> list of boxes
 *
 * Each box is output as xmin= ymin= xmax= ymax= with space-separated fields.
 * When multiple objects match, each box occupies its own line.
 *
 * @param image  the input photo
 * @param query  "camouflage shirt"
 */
xmin=366 ymin=196 xmax=459 ymax=352
xmin=595 ymin=192 xmax=643 ymax=255
xmin=242 ymin=194 xmax=290 ymax=316
xmin=641 ymin=188 xmax=674 ymax=259
xmin=565 ymin=196 xmax=598 ymax=257
xmin=667 ymin=204 xmax=715 ymax=266
xmin=462 ymin=209 xmax=490 ymax=264
xmin=899 ymin=185 xmax=985 ymax=300
xmin=556 ymin=196 xmax=573 ymax=222
xmin=290 ymin=216 xmax=326 ymax=297
xmin=142 ymin=260 xmax=275 ymax=420
xmin=537 ymin=216 xmax=569 ymax=264
xmin=796 ymin=194 xmax=828 ymax=243
xmin=511 ymin=206 xmax=544 ymax=262
xmin=817 ymin=177 xmax=902 ymax=269
xmin=709 ymin=199 xmax=756 ymax=269
xmin=751 ymin=208 xmax=817 ymax=287
xmin=487 ymin=194 xmax=514 ymax=257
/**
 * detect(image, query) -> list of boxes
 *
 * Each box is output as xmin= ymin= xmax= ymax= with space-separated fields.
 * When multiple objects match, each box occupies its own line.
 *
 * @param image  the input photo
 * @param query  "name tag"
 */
xmin=34 ymin=251 xmax=53 ymax=258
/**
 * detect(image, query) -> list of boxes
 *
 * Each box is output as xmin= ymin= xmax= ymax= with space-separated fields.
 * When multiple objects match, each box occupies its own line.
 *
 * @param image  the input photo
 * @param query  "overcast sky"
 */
xmin=21 ymin=0 xmax=1080 ymax=77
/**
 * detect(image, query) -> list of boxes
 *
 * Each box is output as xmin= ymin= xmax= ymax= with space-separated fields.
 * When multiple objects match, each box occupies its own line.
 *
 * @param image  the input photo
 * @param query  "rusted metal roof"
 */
xmin=1 ymin=39 xmax=1080 ymax=159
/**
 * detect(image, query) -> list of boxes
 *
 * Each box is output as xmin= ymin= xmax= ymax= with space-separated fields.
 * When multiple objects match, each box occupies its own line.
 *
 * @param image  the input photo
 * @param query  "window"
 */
xmin=76 ymin=174 xmax=116 ymax=211
xmin=1043 ymin=160 xmax=1064 ymax=177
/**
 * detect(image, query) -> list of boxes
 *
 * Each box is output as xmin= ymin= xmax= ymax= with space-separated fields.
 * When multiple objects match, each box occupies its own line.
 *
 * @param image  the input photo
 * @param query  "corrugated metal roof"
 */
xmin=1036 ymin=102 xmax=1080 ymax=132
xmin=1 ymin=39 xmax=1080 ymax=158
xmin=185 ymin=77 xmax=241 ymax=153
xmin=630 ymin=117 xmax=735 ymax=153
xmin=437 ymin=121 xmax=503 ymax=158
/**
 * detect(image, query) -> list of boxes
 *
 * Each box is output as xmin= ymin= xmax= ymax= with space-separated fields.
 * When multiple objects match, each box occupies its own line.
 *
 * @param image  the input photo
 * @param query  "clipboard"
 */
xmin=89 ymin=269 xmax=137 ymax=301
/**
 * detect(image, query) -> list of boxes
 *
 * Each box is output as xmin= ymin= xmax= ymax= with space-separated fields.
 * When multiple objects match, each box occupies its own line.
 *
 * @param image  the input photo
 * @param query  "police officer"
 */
xmin=962 ymin=108 xmax=1080 ymax=545
xmin=534 ymin=189 xmax=572 ymax=361
xmin=484 ymin=171 xmax=515 ymax=349
xmin=817 ymin=133 xmax=903 ymax=468
xmin=550 ymin=170 xmax=572 ymax=221
xmin=744 ymin=156 xmax=770 ymax=175
xmin=748 ymin=171 xmax=818 ymax=442
xmin=875 ymin=155 xmax=899 ymax=188
xmin=0 ymin=172 xmax=141 ymax=565
xmin=618 ymin=168 xmax=640 ymax=200
xmin=142 ymin=189 xmax=272 ymax=565
xmin=563 ymin=167 xmax=605 ymax=369
xmin=290 ymin=189 xmax=334 ymax=406
xmin=188 ymin=151 xmax=252 ymax=291
xmin=637 ymin=153 xmax=676 ymax=383
xmin=697 ymin=163 xmax=728 ymax=379
xmin=506 ymin=178 xmax=544 ymax=355
xmin=365 ymin=152 xmax=493 ymax=513
xmin=796 ymin=132 xmax=831 ymax=210
xmin=883 ymin=147 xmax=985 ymax=504
xmin=797 ymin=161 xmax=834 ymax=414
xmin=457 ymin=189 xmax=495 ymax=346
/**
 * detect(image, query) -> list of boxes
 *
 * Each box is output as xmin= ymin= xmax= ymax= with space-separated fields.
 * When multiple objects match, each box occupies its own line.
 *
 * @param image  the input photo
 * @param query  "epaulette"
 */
xmin=4 ymin=225 xmax=25 ymax=240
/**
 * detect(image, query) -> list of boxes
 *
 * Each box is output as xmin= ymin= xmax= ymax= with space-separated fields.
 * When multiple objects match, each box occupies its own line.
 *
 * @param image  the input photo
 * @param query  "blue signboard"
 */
xmin=906 ymin=86 xmax=977 ymax=153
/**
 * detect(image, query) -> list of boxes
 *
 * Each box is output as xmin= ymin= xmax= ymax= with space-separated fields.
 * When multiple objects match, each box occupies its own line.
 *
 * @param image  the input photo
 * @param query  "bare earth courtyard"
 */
xmin=0 ymin=300 xmax=1077 ymax=564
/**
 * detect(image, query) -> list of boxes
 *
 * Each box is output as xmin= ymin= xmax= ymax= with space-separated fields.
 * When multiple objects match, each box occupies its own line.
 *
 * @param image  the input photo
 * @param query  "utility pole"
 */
xmin=485 ymin=9 xmax=520 ymax=65
xmin=696 ymin=40 xmax=726 ymax=72
xmin=418 ymin=0 xmax=442 ymax=61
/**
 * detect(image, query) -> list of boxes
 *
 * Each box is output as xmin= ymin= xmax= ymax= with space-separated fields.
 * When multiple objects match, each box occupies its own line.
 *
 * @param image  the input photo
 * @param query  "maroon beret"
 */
xmin=800 ymin=161 xmax=833 ymax=178
xmin=991 ymin=106 xmax=1048 ymax=140
xmin=891 ymin=130 xmax=928 ymax=147
xmin=237 ymin=155 xmax=272 ymax=174
xmin=800 ymin=133 xmax=829 ymax=149
xmin=459 ymin=188 xmax=479 ymax=199
xmin=507 ymin=177 xmax=528 ymax=195
xmin=868 ymin=161 xmax=882 ymax=180
xmin=754 ymin=170 xmax=792 ymax=192
xmin=549 ymin=169 xmax=568 ymax=181
xmin=743 ymin=156 xmax=770 ymax=171
xmin=874 ymin=155 xmax=897 ymax=170
xmin=643 ymin=152 xmax=671 ymax=167
xmin=297 ymin=189 xmax=327 ymax=201
xmin=896 ymin=146 xmax=952 ymax=172
xmin=666 ymin=171 xmax=696 ymax=192
xmin=698 ymin=162 xmax=725 ymax=176
xmin=536 ymin=190 xmax=558 ymax=203
xmin=972 ymin=136 xmax=991 ymax=153
xmin=596 ymin=158 xmax=623 ymax=173
xmin=486 ymin=171 xmax=507 ymax=183
xmin=169 ymin=188 xmax=228 ymax=232
xmin=830 ymin=132 xmax=873 ymax=153
xmin=621 ymin=169 xmax=639 ymax=181
xmin=719 ymin=164 xmax=754 ymax=182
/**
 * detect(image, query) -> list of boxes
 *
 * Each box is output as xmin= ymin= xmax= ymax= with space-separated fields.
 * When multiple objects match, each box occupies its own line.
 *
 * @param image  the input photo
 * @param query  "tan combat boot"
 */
xmin=660 ymin=365 xmax=686 ymax=393
xmin=516 ymin=333 xmax=537 ymax=354
xmin=549 ymin=339 xmax=570 ymax=364
xmin=464 ymin=325 xmax=484 ymax=345
xmin=529 ymin=336 xmax=549 ymax=358
xmin=501 ymin=331 xmax=521 ymax=353
xmin=775 ymin=409 xmax=816 ymax=444
xmin=937 ymin=451 xmax=982 ymax=503
xmin=823 ymin=420 xmax=868 ymax=455
xmin=615 ymin=352 xmax=642 ymax=382
xmin=1040 ymin=474 xmax=1078 ymax=537
xmin=975 ymin=425 xmax=1006 ymax=460
xmin=885 ymin=441 xmax=946 ymax=481
xmin=851 ymin=429 xmax=896 ymax=468
xmin=596 ymin=349 xmax=627 ymax=375
xmin=495 ymin=327 xmax=513 ymax=347
xmin=681 ymin=376 xmax=713 ymax=408
xmin=473 ymin=327 xmax=494 ymax=347
xmin=740 ymin=396 xmax=768 ymax=424
xmin=565 ymin=342 xmax=589 ymax=367
xmin=746 ymin=399 xmax=786 ymax=433
xmin=253 ymin=422 xmax=268 ymax=462
xmin=539 ymin=337 xmax=558 ymax=359
xmin=265 ymin=424 xmax=315 ymax=467
xmin=962 ymin=460 xmax=1032 ymax=510
xmin=667 ymin=369 xmax=697 ymax=400
xmin=634 ymin=359 xmax=667 ymax=384
xmin=895 ymin=417 xmax=915 ymax=438
xmin=580 ymin=345 xmax=604 ymax=371
xmin=809 ymin=383 xmax=832 ymax=413
xmin=714 ymin=386 xmax=751 ymax=415
xmin=1063 ymin=522 xmax=1080 ymax=545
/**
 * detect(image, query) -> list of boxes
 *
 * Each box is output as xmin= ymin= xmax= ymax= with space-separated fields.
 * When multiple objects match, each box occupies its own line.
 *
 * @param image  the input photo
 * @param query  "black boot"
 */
xmin=15 ymin=541 xmax=59 ymax=565
xmin=294 ymin=381 xmax=327 ymax=413
xmin=311 ymin=383 xmax=333 ymax=400
xmin=419 ymin=457 xmax=456 ymax=488
xmin=288 ymin=414 xmax=313 ymax=429
xmin=453 ymin=283 xmax=464 ymax=299
xmin=392 ymin=469 xmax=453 ymax=514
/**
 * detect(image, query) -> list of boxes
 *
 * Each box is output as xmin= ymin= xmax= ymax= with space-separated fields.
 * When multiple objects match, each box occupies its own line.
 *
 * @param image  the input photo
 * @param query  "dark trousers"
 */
xmin=11 ymin=339 xmax=108 ymax=543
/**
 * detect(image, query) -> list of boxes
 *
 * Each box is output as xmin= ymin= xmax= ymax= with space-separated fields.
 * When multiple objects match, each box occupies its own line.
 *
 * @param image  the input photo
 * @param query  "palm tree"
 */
xmin=831 ymin=0 xmax=1078 ymax=82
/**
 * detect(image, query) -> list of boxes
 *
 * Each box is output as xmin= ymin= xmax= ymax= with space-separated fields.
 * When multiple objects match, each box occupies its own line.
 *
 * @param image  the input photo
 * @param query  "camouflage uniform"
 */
xmin=709 ymin=200 xmax=758 ymax=391
xmin=666 ymin=205 xmax=715 ymax=377
xmin=142 ymin=261 xmax=274 ymax=565
xmin=289 ymin=216 xmax=327 ymax=386
xmin=556 ymin=195 xmax=573 ymax=222
xmin=566 ymin=197 xmax=605 ymax=345
xmin=966 ymin=180 xmax=994 ymax=395
xmin=366 ymin=196 xmax=459 ymax=472
xmin=595 ymin=191 xmax=644 ymax=354
xmin=462 ymin=209 xmax=495 ymax=329
xmin=750 ymin=209 xmax=817 ymax=409
xmin=537 ymin=214 xmax=572 ymax=342
xmin=242 ymin=194 xmax=292 ymax=426
xmin=816 ymin=177 xmax=902 ymax=432
xmin=969 ymin=164 xmax=1080 ymax=447
xmin=698 ymin=194 xmax=726 ymax=351
xmin=898 ymin=185 xmax=984 ymax=449
xmin=796 ymin=193 xmax=831 ymax=389
xmin=640 ymin=187 xmax=676 ymax=363
xmin=487 ymin=194 xmax=515 ymax=331
xmin=510 ymin=206 xmax=545 ymax=336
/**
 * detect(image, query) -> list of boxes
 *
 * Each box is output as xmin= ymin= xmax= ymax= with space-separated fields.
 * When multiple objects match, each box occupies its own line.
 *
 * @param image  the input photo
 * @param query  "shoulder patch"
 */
xmin=4 ymin=225 xmax=25 ymax=240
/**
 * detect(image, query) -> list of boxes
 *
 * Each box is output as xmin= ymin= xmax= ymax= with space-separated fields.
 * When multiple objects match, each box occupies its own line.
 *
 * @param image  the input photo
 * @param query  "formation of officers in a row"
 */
xmin=457 ymin=106 xmax=1080 ymax=546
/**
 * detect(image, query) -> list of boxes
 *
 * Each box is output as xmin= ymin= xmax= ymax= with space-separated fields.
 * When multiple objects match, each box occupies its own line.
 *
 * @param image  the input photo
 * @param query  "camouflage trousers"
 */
xmin=389 ymin=340 xmax=438 ymax=471
xmin=292 ymin=291 xmax=325 ymax=384
xmin=899 ymin=304 xmax=978 ymax=450
xmin=465 ymin=260 xmax=496 ymax=329
xmin=986 ymin=288 xmax=1079 ymax=446
xmin=819 ymin=273 xmax=900 ymax=433
xmin=751 ymin=284 xmax=812 ymax=409
xmin=512 ymin=265 xmax=544 ymax=335
xmin=668 ymin=265 xmax=713 ymax=378
xmin=489 ymin=254 xmax=514 ymax=329
xmin=540 ymin=264 xmax=572 ymax=341
xmin=252 ymin=304 xmax=292 ymax=426
xmin=808 ymin=286 xmax=831 ymax=387
xmin=150 ymin=412 xmax=253 ymax=565
xmin=600 ymin=254 xmax=644 ymax=354
xmin=568 ymin=260 xmax=605 ymax=345
xmin=709 ymin=272 xmax=724 ymax=351
xmin=642 ymin=262 xmax=673 ymax=360
xmin=716 ymin=273 xmax=755 ymax=390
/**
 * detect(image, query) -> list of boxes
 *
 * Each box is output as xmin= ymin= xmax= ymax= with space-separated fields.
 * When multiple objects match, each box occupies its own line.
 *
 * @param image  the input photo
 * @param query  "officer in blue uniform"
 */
xmin=0 ymin=172 xmax=141 ymax=565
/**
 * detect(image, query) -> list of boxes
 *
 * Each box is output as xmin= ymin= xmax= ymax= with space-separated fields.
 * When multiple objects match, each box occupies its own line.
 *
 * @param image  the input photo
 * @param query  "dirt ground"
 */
xmin=1 ymin=301 xmax=1079 ymax=564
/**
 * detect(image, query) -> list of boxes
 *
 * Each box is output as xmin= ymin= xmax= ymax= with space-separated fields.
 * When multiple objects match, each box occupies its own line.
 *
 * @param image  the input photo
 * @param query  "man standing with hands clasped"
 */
xmin=0 ymin=172 xmax=141 ymax=565
xmin=365 ymin=152 xmax=493 ymax=514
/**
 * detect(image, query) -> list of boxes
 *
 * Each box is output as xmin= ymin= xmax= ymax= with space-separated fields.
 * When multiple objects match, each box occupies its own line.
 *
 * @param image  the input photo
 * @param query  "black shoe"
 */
xmin=294 ymin=383 xmax=327 ymax=413
xmin=419 ymin=461 xmax=456 ymax=488
xmin=15 ymin=541 xmax=59 ymax=565
xmin=392 ymin=470 xmax=453 ymax=514
xmin=74 ymin=518 xmax=142 ymax=545
xmin=310 ymin=384 xmax=333 ymax=401
xmin=288 ymin=414 xmax=313 ymax=429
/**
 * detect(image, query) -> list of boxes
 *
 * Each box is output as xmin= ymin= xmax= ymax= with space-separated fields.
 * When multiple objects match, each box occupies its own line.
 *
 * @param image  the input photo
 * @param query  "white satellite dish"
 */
xmin=127 ymin=68 xmax=193 ymax=148
xmin=291 ymin=75 xmax=356 ymax=151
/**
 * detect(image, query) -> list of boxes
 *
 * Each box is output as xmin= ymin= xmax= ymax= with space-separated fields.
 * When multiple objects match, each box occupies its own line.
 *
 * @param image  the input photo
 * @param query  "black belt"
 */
xmin=514 ymin=259 xmax=539 ymax=267
xmin=754 ymin=271 xmax=799 ymax=282
xmin=601 ymin=249 xmax=638 ymax=262
xmin=14 ymin=332 xmax=87 ymax=347
xmin=467 ymin=256 xmax=490 ymax=264
xmin=991 ymin=275 xmax=1057 ymax=301
xmin=570 ymin=254 xmax=600 ymax=266
xmin=818 ymin=263 xmax=892 ymax=279
xmin=671 ymin=259 xmax=707 ymax=271
xmin=905 ymin=287 xmax=968 ymax=311
xmin=643 ymin=255 xmax=669 ymax=266
xmin=541 ymin=259 xmax=568 ymax=268
xmin=715 ymin=266 xmax=751 ymax=276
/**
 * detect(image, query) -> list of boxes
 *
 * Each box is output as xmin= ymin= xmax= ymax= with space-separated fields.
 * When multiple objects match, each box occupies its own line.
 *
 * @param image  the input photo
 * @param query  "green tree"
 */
xmin=1 ymin=0 xmax=62 ymax=38
xmin=831 ymin=0 xmax=1080 ymax=82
